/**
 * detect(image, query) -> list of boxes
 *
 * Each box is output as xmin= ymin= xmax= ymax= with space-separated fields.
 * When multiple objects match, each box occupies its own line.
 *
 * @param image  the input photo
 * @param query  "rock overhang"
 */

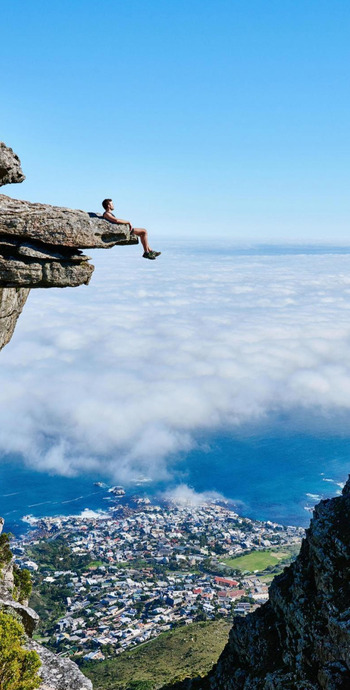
xmin=0 ymin=194 xmax=138 ymax=288
xmin=0 ymin=144 xmax=138 ymax=289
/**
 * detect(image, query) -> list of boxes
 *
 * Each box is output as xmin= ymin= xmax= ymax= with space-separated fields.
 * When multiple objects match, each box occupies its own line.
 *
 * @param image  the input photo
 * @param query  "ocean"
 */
xmin=1 ymin=432 xmax=348 ymax=536
xmin=1 ymin=242 xmax=350 ymax=536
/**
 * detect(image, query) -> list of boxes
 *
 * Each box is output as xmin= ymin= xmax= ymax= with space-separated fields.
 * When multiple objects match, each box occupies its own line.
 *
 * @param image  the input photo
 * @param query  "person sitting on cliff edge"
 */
xmin=102 ymin=199 xmax=161 ymax=260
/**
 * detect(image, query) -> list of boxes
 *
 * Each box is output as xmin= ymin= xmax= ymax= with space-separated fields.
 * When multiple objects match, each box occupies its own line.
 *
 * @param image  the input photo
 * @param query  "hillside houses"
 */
xmin=15 ymin=498 xmax=304 ymax=659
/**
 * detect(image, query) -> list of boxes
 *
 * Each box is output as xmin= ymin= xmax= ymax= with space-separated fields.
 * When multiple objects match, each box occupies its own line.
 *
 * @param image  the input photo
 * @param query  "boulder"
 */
xmin=0 ymin=598 xmax=39 ymax=636
xmin=0 ymin=143 xmax=25 ymax=187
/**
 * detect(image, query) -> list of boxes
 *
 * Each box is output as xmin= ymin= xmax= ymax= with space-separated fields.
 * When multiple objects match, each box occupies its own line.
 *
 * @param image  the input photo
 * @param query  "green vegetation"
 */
xmin=222 ymin=551 xmax=280 ymax=572
xmin=0 ymin=533 xmax=12 ymax=568
xmin=28 ymin=537 xmax=91 ymax=638
xmin=81 ymin=620 xmax=230 ymax=690
xmin=87 ymin=560 xmax=105 ymax=569
xmin=13 ymin=568 xmax=32 ymax=603
xmin=29 ymin=581 xmax=71 ymax=637
xmin=27 ymin=536 xmax=90 ymax=573
xmin=221 ymin=545 xmax=300 ymax=574
xmin=0 ymin=611 xmax=41 ymax=689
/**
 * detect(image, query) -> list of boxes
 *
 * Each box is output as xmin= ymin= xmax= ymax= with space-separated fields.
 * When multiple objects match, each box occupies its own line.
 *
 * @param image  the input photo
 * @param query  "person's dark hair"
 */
xmin=102 ymin=198 xmax=112 ymax=210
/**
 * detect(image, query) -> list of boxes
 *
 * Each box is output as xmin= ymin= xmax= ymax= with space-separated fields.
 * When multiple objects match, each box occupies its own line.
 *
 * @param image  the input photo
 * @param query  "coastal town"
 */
xmin=12 ymin=493 xmax=304 ymax=662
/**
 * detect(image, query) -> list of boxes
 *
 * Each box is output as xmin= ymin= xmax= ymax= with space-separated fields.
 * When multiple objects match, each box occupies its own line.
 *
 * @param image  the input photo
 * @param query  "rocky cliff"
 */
xmin=174 ymin=478 xmax=350 ymax=690
xmin=0 ymin=286 xmax=29 ymax=350
xmin=0 ymin=519 xmax=92 ymax=690
xmin=0 ymin=141 xmax=137 ymax=350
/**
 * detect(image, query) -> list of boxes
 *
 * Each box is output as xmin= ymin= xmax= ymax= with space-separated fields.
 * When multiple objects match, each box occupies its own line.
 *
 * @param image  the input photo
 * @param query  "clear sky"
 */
xmin=2 ymin=0 xmax=350 ymax=241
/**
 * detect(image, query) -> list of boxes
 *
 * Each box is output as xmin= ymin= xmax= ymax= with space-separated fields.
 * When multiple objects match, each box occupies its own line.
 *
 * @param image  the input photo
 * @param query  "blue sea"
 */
xmin=1 ymin=432 xmax=348 ymax=536
xmin=2 ymin=242 xmax=350 ymax=537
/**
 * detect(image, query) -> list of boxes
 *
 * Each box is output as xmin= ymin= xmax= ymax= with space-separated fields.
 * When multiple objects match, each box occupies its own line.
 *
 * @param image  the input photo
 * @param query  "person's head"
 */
xmin=102 ymin=198 xmax=113 ymax=211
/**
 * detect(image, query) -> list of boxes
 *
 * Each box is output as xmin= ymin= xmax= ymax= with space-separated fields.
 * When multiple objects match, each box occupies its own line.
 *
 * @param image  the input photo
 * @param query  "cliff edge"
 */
xmin=0 ymin=142 xmax=137 ymax=350
xmin=173 ymin=478 xmax=350 ymax=690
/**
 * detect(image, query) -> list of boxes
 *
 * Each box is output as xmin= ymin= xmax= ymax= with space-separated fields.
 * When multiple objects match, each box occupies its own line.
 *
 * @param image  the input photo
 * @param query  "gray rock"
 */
xmin=18 ymin=243 xmax=91 ymax=262
xmin=0 ymin=143 xmax=25 ymax=187
xmin=0 ymin=194 xmax=138 ymax=248
xmin=0 ymin=598 xmax=39 ymax=636
xmin=0 ymin=194 xmax=138 ymax=293
xmin=26 ymin=640 xmax=93 ymax=690
xmin=0 ymin=143 xmax=139 ymax=351
xmin=0 ymin=287 xmax=29 ymax=350
xmin=0 ymin=256 xmax=94 ymax=288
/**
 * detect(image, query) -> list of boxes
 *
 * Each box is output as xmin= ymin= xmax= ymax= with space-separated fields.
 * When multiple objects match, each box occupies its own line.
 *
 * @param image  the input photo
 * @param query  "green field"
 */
xmin=81 ymin=620 xmax=230 ymax=690
xmin=221 ymin=549 xmax=293 ymax=573
xmin=87 ymin=560 xmax=106 ymax=569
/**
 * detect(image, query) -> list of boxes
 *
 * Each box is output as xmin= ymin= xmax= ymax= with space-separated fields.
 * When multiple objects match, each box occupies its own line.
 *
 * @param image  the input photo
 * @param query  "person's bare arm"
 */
xmin=103 ymin=211 xmax=133 ymax=230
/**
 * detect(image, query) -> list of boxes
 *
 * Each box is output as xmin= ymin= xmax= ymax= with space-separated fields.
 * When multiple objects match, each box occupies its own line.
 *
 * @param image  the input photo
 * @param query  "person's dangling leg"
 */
xmin=133 ymin=228 xmax=161 ymax=259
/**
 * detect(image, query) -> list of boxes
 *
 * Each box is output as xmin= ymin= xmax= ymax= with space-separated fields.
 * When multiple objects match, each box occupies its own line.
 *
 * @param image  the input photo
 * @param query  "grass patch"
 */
xmin=81 ymin=620 xmax=230 ymax=690
xmin=221 ymin=546 xmax=300 ymax=573
xmin=87 ymin=560 xmax=105 ymax=569
xmin=222 ymin=551 xmax=279 ymax=572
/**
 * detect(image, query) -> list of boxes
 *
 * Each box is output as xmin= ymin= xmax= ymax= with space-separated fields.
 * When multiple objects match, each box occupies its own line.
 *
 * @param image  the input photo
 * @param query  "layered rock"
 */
xmin=0 ymin=194 xmax=137 ymax=288
xmin=175 ymin=478 xmax=350 ymax=690
xmin=0 ymin=141 xmax=138 ymax=350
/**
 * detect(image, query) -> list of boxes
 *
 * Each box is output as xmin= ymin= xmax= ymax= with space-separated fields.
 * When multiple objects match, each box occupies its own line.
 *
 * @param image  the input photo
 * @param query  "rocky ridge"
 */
xmin=173 ymin=478 xmax=350 ymax=690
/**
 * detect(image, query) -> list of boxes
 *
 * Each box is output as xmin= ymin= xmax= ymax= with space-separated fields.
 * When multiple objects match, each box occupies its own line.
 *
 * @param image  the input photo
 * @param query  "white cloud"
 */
xmin=162 ymin=484 xmax=224 ymax=507
xmin=1 ymin=242 xmax=350 ymax=481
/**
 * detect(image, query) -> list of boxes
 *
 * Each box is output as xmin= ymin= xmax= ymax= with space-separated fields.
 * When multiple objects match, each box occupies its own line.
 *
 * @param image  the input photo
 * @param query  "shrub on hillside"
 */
xmin=13 ymin=568 xmax=32 ymax=603
xmin=0 ymin=611 xmax=41 ymax=689
xmin=0 ymin=534 xmax=12 ymax=568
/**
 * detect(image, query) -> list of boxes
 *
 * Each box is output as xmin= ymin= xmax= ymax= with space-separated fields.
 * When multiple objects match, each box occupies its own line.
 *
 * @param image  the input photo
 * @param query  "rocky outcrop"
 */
xmin=175 ymin=478 xmax=350 ymax=690
xmin=0 ymin=142 xmax=25 ymax=187
xmin=0 ymin=194 xmax=137 ymax=288
xmin=0 ymin=141 xmax=138 ymax=349
xmin=0 ymin=599 xmax=39 ymax=636
xmin=0 ymin=287 xmax=29 ymax=349
xmin=0 ymin=141 xmax=137 ymax=290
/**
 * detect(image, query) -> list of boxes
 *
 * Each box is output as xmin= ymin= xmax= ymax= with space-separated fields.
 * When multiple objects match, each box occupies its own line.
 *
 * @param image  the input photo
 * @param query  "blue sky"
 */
xmin=2 ymin=0 xmax=350 ymax=240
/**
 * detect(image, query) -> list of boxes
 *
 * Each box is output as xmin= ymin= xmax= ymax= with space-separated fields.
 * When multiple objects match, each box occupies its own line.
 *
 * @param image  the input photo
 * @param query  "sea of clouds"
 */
xmin=1 ymin=241 xmax=350 ymax=485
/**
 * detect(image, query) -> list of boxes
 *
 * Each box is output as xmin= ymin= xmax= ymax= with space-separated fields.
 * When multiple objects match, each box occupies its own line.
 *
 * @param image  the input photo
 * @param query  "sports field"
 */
xmin=221 ymin=550 xmax=289 ymax=572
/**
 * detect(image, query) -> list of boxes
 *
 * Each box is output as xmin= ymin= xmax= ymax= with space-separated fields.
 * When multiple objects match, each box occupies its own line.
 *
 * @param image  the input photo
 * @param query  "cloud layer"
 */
xmin=2 ymin=243 xmax=350 ymax=482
